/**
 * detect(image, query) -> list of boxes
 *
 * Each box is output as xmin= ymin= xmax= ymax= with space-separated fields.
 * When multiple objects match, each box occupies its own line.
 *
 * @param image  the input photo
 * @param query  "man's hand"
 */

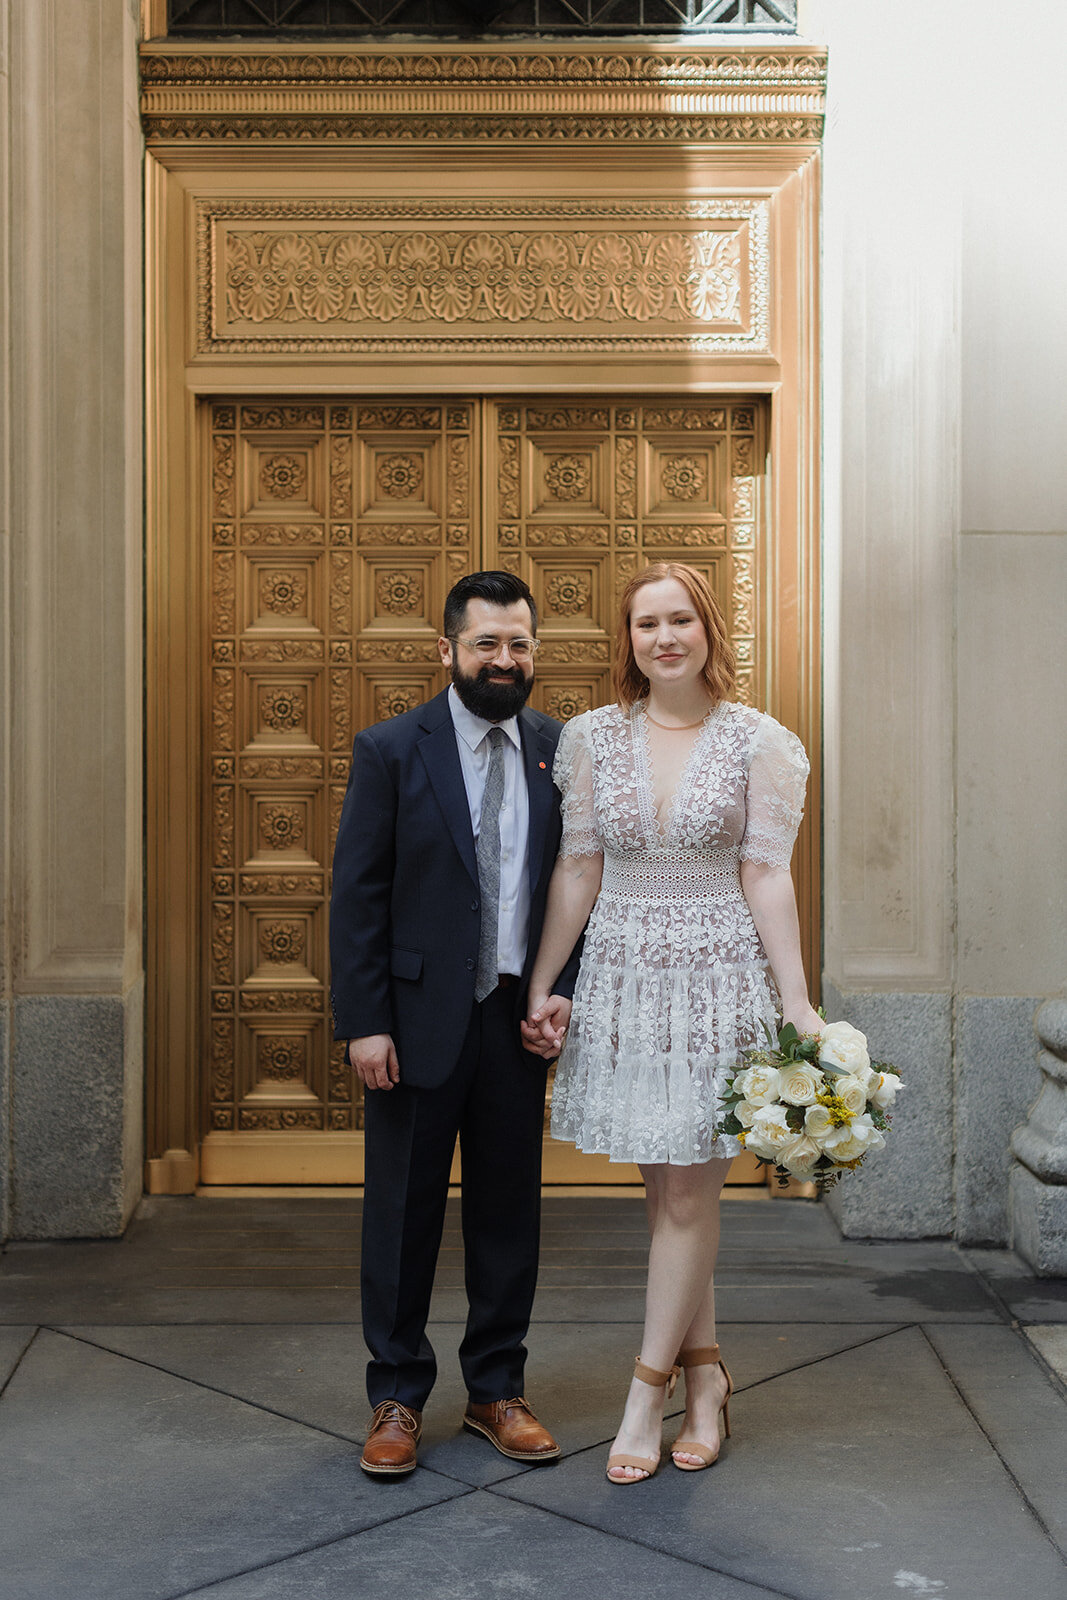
xmin=348 ymin=1034 xmax=400 ymax=1091
xmin=520 ymin=994 xmax=572 ymax=1060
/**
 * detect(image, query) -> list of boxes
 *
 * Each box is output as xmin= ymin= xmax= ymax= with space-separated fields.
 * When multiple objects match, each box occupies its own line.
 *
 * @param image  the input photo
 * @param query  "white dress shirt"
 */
xmin=448 ymin=684 xmax=531 ymax=978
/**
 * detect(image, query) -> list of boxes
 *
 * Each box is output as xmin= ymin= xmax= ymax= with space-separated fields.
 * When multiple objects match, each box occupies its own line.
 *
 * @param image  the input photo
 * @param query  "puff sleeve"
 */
xmin=553 ymin=711 xmax=602 ymax=861
xmin=740 ymin=714 xmax=809 ymax=869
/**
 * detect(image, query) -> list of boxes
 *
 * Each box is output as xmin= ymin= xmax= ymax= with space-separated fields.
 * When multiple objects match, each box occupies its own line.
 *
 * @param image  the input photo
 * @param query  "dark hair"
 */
xmin=613 ymin=562 xmax=736 ymax=709
xmin=443 ymin=570 xmax=537 ymax=639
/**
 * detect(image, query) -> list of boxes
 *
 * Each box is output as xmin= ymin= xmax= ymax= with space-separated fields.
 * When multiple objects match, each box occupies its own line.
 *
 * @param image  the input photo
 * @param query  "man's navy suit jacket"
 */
xmin=329 ymin=688 xmax=579 ymax=1090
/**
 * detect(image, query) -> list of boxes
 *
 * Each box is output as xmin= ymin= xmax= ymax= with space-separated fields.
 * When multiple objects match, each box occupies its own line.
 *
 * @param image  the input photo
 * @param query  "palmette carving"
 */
xmin=224 ymin=227 xmax=747 ymax=331
xmin=356 ymin=524 xmax=440 ymax=546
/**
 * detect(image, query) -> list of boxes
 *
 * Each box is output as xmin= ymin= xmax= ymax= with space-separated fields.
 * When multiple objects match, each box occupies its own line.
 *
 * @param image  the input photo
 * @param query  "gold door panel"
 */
xmin=200 ymin=394 xmax=777 ymax=1186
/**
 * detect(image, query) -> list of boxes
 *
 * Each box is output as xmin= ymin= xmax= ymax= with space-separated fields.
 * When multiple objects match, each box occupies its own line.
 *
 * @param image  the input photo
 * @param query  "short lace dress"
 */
xmin=549 ymin=699 xmax=809 ymax=1165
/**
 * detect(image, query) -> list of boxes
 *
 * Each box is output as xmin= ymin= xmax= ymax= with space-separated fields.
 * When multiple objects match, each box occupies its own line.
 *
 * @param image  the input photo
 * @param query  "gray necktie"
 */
xmin=475 ymin=727 xmax=506 ymax=1003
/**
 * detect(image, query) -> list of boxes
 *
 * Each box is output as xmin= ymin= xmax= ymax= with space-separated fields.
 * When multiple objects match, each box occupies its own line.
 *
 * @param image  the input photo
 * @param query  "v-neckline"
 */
xmin=631 ymin=700 xmax=721 ymax=848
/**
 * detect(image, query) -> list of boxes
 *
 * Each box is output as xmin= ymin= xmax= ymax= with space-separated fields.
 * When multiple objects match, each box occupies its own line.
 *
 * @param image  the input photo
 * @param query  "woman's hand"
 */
xmin=521 ymin=994 xmax=572 ymax=1059
xmin=783 ymin=1003 xmax=823 ymax=1039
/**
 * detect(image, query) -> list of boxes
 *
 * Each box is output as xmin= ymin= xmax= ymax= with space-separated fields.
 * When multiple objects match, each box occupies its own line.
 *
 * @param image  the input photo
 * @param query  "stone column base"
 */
xmin=8 ymin=983 xmax=144 ymax=1239
xmin=1010 ymin=1164 xmax=1067 ymax=1277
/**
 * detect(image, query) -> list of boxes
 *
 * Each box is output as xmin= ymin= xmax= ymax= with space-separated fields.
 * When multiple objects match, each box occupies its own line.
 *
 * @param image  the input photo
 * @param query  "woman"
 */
xmin=523 ymin=562 xmax=820 ymax=1484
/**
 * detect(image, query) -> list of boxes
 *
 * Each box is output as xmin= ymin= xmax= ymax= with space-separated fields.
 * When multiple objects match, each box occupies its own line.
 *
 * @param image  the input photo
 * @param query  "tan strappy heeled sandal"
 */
xmin=605 ymin=1357 xmax=680 ymax=1485
xmin=670 ymin=1344 xmax=733 ymax=1471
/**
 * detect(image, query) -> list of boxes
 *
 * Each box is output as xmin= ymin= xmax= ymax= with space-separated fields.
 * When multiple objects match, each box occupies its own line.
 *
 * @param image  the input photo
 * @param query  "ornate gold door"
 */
xmin=199 ymin=393 xmax=781 ymax=1185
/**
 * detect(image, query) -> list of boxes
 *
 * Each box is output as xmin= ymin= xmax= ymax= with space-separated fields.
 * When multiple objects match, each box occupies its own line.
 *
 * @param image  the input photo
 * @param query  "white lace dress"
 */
xmin=549 ymin=700 xmax=809 ymax=1165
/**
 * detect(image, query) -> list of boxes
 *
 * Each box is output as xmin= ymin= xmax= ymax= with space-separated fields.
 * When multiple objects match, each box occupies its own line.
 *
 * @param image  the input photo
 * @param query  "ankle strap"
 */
xmin=677 ymin=1345 xmax=721 ymax=1367
xmin=634 ymin=1357 xmax=680 ymax=1397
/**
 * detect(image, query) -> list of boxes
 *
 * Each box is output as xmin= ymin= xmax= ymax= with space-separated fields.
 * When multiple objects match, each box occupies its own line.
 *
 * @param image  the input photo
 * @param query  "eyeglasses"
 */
xmin=450 ymin=634 xmax=541 ymax=660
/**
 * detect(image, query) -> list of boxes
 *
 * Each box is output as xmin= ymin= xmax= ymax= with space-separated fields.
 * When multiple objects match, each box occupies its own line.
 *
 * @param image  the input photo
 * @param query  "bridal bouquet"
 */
xmin=715 ymin=1020 xmax=902 ymax=1191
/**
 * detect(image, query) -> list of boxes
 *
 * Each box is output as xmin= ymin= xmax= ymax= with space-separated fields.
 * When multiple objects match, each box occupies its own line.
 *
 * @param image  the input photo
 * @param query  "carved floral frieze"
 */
xmin=199 ymin=200 xmax=769 ymax=356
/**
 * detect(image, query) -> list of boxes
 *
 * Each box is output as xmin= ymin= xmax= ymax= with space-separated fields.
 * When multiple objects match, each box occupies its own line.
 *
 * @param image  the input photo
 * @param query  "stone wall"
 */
xmin=806 ymin=0 xmax=1067 ymax=1242
xmin=1 ymin=0 xmax=144 ymax=1239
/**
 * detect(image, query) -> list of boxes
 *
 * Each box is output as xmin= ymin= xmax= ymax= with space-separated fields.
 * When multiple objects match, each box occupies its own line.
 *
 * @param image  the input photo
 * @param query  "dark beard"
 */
xmin=450 ymin=660 xmax=533 ymax=722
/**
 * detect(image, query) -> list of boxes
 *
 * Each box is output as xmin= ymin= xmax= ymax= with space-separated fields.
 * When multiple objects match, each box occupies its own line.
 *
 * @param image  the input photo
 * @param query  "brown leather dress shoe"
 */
xmin=463 ymin=1397 xmax=560 ymax=1462
xmin=360 ymin=1400 xmax=422 ymax=1476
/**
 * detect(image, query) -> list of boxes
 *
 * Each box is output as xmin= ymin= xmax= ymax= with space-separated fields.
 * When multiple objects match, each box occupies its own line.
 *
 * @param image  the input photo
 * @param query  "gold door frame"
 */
xmin=142 ymin=43 xmax=824 ymax=1192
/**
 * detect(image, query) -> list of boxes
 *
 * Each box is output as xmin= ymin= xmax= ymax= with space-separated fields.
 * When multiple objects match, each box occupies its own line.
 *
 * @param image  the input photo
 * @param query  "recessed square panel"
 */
xmin=239 ymin=1018 xmax=325 ymax=1104
xmin=243 ymin=671 xmax=323 ymax=750
xmin=360 ymin=555 xmax=440 ymax=632
xmin=244 ymin=788 xmax=321 ymax=867
xmin=643 ymin=436 xmax=727 ymax=518
xmin=360 ymin=670 xmax=442 ymax=730
xmin=534 ymin=673 xmax=610 ymax=723
xmin=526 ymin=435 xmax=610 ymax=518
xmin=242 ymin=434 xmax=324 ymax=517
xmin=242 ymin=903 xmax=322 ymax=987
xmin=358 ymin=436 xmax=440 ymax=518
xmin=529 ymin=555 xmax=610 ymax=634
xmin=241 ymin=553 xmax=325 ymax=634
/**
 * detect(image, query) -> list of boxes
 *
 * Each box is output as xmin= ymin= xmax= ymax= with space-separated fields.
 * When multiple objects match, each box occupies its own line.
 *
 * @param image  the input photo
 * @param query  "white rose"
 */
xmin=818 ymin=1020 xmax=871 ymax=1078
xmin=777 ymin=1062 xmax=824 ymax=1106
xmin=737 ymin=1063 xmax=782 ymax=1107
xmin=779 ymin=1133 xmax=822 ymax=1177
xmin=804 ymin=1103 xmax=836 ymax=1147
xmin=869 ymin=1071 xmax=902 ymax=1110
xmin=834 ymin=1075 xmax=870 ymax=1117
xmin=734 ymin=1100 xmax=760 ymax=1129
xmin=821 ymin=1115 xmax=886 ymax=1165
xmin=744 ymin=1104 xmax=794 ymax=1161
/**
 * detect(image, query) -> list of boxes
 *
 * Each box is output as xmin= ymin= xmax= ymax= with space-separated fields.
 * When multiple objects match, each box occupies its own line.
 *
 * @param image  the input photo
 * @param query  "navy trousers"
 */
xmin=360 ymin=985 xmax=548 ymax=1410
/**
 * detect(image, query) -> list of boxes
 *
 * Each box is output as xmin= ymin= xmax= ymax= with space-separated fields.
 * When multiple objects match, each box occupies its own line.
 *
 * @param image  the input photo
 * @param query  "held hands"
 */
xmin=520 ymin=994 xmax=573 ymax=1060
xmin=348 ymin=1034 xmax=400 ymax=1091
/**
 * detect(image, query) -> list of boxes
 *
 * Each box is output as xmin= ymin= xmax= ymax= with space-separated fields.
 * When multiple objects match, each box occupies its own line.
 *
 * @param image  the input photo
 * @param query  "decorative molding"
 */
xmin=199 ymin=198 xmax=768 ymax=357
xmin=140 ymin=46 xmax=824 ymax=147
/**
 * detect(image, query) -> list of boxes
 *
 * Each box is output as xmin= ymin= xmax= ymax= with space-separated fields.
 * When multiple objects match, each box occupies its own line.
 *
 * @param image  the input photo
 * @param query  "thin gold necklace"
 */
xmin=645 ymin=709 xmax=709 ymax=730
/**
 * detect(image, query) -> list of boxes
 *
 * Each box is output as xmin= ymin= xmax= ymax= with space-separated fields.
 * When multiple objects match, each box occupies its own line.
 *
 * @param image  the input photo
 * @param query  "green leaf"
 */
xmin=785 ymin=1105 xmax=805 ymax=1132
xmin=720 ymin=1114 xmax=743 ymax=1136
xmin=778 ymin=1022 xmax=800 ymax=1049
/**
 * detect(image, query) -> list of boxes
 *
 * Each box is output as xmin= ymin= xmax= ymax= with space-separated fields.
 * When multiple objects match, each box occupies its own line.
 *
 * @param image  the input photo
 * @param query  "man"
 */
xmin=330 ymin=570 xmax=579 ymax=1476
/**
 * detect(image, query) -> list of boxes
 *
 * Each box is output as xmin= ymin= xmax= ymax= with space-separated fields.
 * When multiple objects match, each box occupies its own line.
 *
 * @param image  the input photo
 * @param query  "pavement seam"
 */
xmin=41 ymin=1325 xmax=531 ymax=1494
xmin=918 ymin=1323 xmax=1067 ymax=1569
xmin=156 ymin=1486 xmax=481 ymax=1600
xmin=485 ymin=1477 xmax=804 ymax=1600
xmin=0 ymin=1325 xmax=40 ymax=1404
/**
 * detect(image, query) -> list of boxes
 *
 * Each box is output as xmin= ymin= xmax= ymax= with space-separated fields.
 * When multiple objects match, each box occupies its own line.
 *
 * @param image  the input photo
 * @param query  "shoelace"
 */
xmin=369 ymin=1401 xmax=419 ymax=1433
